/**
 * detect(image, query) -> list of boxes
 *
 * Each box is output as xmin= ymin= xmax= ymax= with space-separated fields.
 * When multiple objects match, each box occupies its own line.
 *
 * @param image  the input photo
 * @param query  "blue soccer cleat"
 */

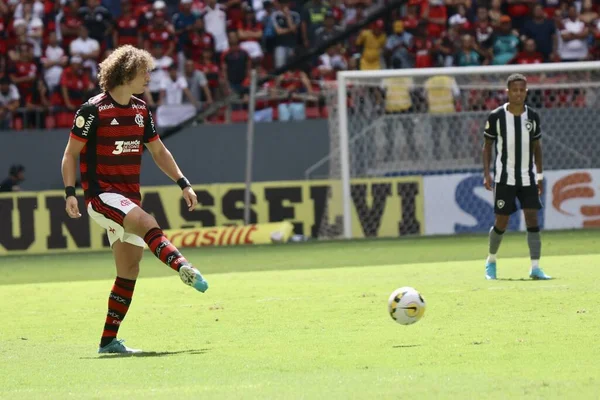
xmin=179 ymin=265 xmax=209 ymax=292
xmin=530 ymin=267 xmax=552 ymax=280
xmin=485 ymin=261 xmax=497 ymax=280
xmin=98 ymin=338 xmax=142 ymax=354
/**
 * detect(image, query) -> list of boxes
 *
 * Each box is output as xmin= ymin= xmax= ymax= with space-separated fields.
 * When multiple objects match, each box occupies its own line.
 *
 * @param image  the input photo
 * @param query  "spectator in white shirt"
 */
xmin=559 ymin=5 xmax=590 ymax=61
xmin=13 ymin=0 xmax=45 ymax=20
xmin=0 ymin=77 xmax=20 ymax=130
xmin=203 ymin=0 xmax=229 ymax=54
xmin=183 ymin=60 xmax=212 ymax=109
xmin=69 ymin=25 xmax=101 ymax=78
xmin=146 ymin=43 xmax=174 ymax=107
xmin=159 ymin=63 xmax=200 ymax=107
xmin=41 ymin=32 xmax=69 ymax=93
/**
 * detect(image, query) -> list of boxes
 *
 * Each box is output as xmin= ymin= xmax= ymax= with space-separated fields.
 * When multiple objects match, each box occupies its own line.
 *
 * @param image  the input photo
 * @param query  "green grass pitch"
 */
xmin=1 ymin=230 xmax=599 ymax=399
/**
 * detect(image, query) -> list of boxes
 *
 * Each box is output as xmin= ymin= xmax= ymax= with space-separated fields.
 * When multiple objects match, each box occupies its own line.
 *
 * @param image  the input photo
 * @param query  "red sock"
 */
xmin=144 ymin=227 xmax=190 ymax=272
xmin=100 ymin=277 xmax=136 ymax=348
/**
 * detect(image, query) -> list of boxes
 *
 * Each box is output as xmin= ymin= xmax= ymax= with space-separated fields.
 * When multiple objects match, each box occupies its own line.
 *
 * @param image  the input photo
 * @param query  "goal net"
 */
xmin=316 ymin=61 xmax=600 ymax=240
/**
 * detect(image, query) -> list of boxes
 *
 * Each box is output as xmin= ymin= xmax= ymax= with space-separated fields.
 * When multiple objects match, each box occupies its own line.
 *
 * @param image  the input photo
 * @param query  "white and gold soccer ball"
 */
xmin=388 ymin=287 xmax=426 ymax=325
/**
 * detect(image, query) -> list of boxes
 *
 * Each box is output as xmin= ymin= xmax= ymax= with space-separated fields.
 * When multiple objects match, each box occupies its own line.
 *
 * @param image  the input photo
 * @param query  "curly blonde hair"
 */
xmin=97 ymin=45 xmax=155 ymax=92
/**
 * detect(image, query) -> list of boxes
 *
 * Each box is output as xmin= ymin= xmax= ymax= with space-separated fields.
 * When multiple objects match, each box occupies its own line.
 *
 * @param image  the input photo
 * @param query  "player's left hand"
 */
xmin=537 ymin=180 xmax=544 ymax=196
xmin=182 ymin=186 xmax=198 ymax=211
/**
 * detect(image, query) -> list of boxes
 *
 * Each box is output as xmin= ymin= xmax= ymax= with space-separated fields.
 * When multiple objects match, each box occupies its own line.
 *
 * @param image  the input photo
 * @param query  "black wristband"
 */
xmin=177 ymin=177 xmax=191 ymax=190
xmin=65 ymin=186 xmax=76 ymax=198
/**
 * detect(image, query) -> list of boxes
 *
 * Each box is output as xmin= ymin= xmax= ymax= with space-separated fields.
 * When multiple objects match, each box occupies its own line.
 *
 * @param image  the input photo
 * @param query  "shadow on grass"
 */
xmin=392 ymin=344 xmax=421 ymax=349
xmin=495 ymin=278 xmax=556 ymax=282
xmin=81 ymin=348 xmax=209 ymax=359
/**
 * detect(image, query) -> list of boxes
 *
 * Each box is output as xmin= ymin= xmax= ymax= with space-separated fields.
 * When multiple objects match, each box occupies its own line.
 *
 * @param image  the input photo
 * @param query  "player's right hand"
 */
xmin=65 ymin=196 xmax=81 ymax=218
xmin=483 ymin=174 xmax=493 ymax=191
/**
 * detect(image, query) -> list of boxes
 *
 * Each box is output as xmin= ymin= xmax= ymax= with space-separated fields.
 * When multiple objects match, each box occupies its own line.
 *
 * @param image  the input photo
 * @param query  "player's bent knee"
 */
xmin=123 ymin=207 xmax=159 ymax=238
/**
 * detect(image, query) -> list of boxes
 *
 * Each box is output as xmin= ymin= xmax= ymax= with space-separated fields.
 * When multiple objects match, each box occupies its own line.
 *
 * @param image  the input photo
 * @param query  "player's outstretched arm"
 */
xmin=145 ymin=138 xmax=198 ymax=211
xmin=61 ymin=136 xmax=86 ymax=218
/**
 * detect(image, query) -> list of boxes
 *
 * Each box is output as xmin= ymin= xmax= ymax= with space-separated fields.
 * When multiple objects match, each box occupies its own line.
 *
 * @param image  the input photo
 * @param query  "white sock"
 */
xmin=487 ymin=254 xmax=497 ymax=263
xmin=531 ymin=259 xmax=539 ymax=269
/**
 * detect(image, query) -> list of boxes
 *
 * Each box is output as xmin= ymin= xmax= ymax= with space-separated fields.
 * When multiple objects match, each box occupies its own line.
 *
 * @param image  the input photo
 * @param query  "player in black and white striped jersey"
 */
xmin=482 ymin=73 xmax=551 ymax=281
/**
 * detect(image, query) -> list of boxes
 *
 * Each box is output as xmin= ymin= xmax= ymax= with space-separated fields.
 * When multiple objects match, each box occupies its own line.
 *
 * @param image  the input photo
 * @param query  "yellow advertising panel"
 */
xmin=0 ymin=176 xmax=423 ymax=255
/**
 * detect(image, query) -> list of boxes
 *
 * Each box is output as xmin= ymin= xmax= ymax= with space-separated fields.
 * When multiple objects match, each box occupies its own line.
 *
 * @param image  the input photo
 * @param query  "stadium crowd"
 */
xmin=0 ymin=0 xmax=599 ymax=128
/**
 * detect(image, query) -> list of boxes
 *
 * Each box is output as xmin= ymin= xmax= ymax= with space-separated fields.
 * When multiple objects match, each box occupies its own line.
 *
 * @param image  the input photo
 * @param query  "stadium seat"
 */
xmin=306 ymin=106 xmax=320 ymax=119
xmin=231 ymin=110 xmax=248 ymax=123
xmin=56 ymin=112 xmax=74 ymax=128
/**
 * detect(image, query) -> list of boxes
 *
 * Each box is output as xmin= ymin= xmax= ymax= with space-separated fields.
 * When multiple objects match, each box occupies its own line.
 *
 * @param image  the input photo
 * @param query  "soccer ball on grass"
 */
xmin=388 ymin=287 xmax=426 ymax=325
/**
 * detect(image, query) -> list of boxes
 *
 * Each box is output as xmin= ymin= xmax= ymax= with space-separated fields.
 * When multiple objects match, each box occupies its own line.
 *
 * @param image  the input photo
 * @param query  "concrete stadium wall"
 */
xmin=0 ymin=120 xmax=330 ymax=191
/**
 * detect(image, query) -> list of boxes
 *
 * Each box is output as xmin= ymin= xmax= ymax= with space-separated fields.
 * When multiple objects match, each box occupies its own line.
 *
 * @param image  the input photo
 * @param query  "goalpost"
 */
xmin=318 ymin=61 xmax=600 ymax=240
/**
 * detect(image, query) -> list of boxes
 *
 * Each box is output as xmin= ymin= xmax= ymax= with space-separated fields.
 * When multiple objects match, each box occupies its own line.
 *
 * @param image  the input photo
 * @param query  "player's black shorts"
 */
xmin=494 ymin=183 xmax=542 ymax=215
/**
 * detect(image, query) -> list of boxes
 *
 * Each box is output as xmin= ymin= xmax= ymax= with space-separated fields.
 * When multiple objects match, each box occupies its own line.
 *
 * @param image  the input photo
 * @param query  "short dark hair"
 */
xmin=507 ymin=73 xmax=527 ymax=88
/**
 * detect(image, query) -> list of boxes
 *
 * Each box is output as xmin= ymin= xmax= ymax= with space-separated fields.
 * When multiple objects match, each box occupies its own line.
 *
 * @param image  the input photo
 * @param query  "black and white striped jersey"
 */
xmin=483 ymin=103 xmax=542 ymax=187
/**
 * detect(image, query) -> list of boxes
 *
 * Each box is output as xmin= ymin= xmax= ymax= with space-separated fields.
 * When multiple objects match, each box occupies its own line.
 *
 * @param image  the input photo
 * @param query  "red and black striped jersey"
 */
xmin=69 ymin=92 xmax=159 ymax=205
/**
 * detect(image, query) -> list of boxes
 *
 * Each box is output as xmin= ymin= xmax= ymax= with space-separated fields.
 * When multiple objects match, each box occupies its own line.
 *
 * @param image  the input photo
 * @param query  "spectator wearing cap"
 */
xmin=203 ymin=0 xmax=229 ymax=56
xmin=558 ymin=4 xmax=589 ymax=62
xmin=221 ymin=31 xmax=251 ymax=96
xmin=385 ymin=20 xmax=413 ymax=69
xmin=237 ymin=5 xmax=264 ymax=62
xmin=182 ymin=59 xmax=212 ymax=108
xmin=144 ymin=10 xmax=176 ymax=58
xmin=356 ymin=19 xmax=386 ymax=70
xmin=0 ymin=164 xmax=25 ymax=193
xmin=70 ymin=25 xmax=101 ymax=77
xmin=59 ymin=56 xmax=93 ymax=110
xmin=522 ymin=4 xmax=558 ymax=62
xmin=41 ymin=32 xmax=68 ymax=93
xmin=77 ymin=0 xmax=113 ymax=46
xmin=271 ymin=0 xmax=301 ymax=68
xmin=146 ymin=42 xmax=174 ymax=106
xmin=0 ymin=77 xmax=19 ymax=130
xmin=301 ymin=0 xmax=330 ymax=48
xmin=59 ymin=0 xmax=83 ymax=51
xmin=490 ymin=15 xmax=520 ymax=64
xmin=114 ymin=0 xmax=142 ymax=47
xmin=314 ymin=10 xmax=343 ymax=46
xmin=8 ymin=44 xmax=38 ymax=102
xmin=172 ymin=0 xmax=197 ymax=49
xmin=183 ymin=18 xmax=215 ymax=63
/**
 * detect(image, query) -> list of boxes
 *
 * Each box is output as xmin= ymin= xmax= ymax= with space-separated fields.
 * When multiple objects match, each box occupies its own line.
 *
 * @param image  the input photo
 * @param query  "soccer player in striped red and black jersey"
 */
xmin=61 ymin=45 xmax=209 ymax=355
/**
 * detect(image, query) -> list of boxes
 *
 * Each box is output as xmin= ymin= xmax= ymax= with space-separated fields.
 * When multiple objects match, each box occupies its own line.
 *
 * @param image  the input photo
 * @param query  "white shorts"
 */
xmin=240 ymin=41 xmax=264 ymax=59
xmin=87 ymin=193 xmax=146 ymax=248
